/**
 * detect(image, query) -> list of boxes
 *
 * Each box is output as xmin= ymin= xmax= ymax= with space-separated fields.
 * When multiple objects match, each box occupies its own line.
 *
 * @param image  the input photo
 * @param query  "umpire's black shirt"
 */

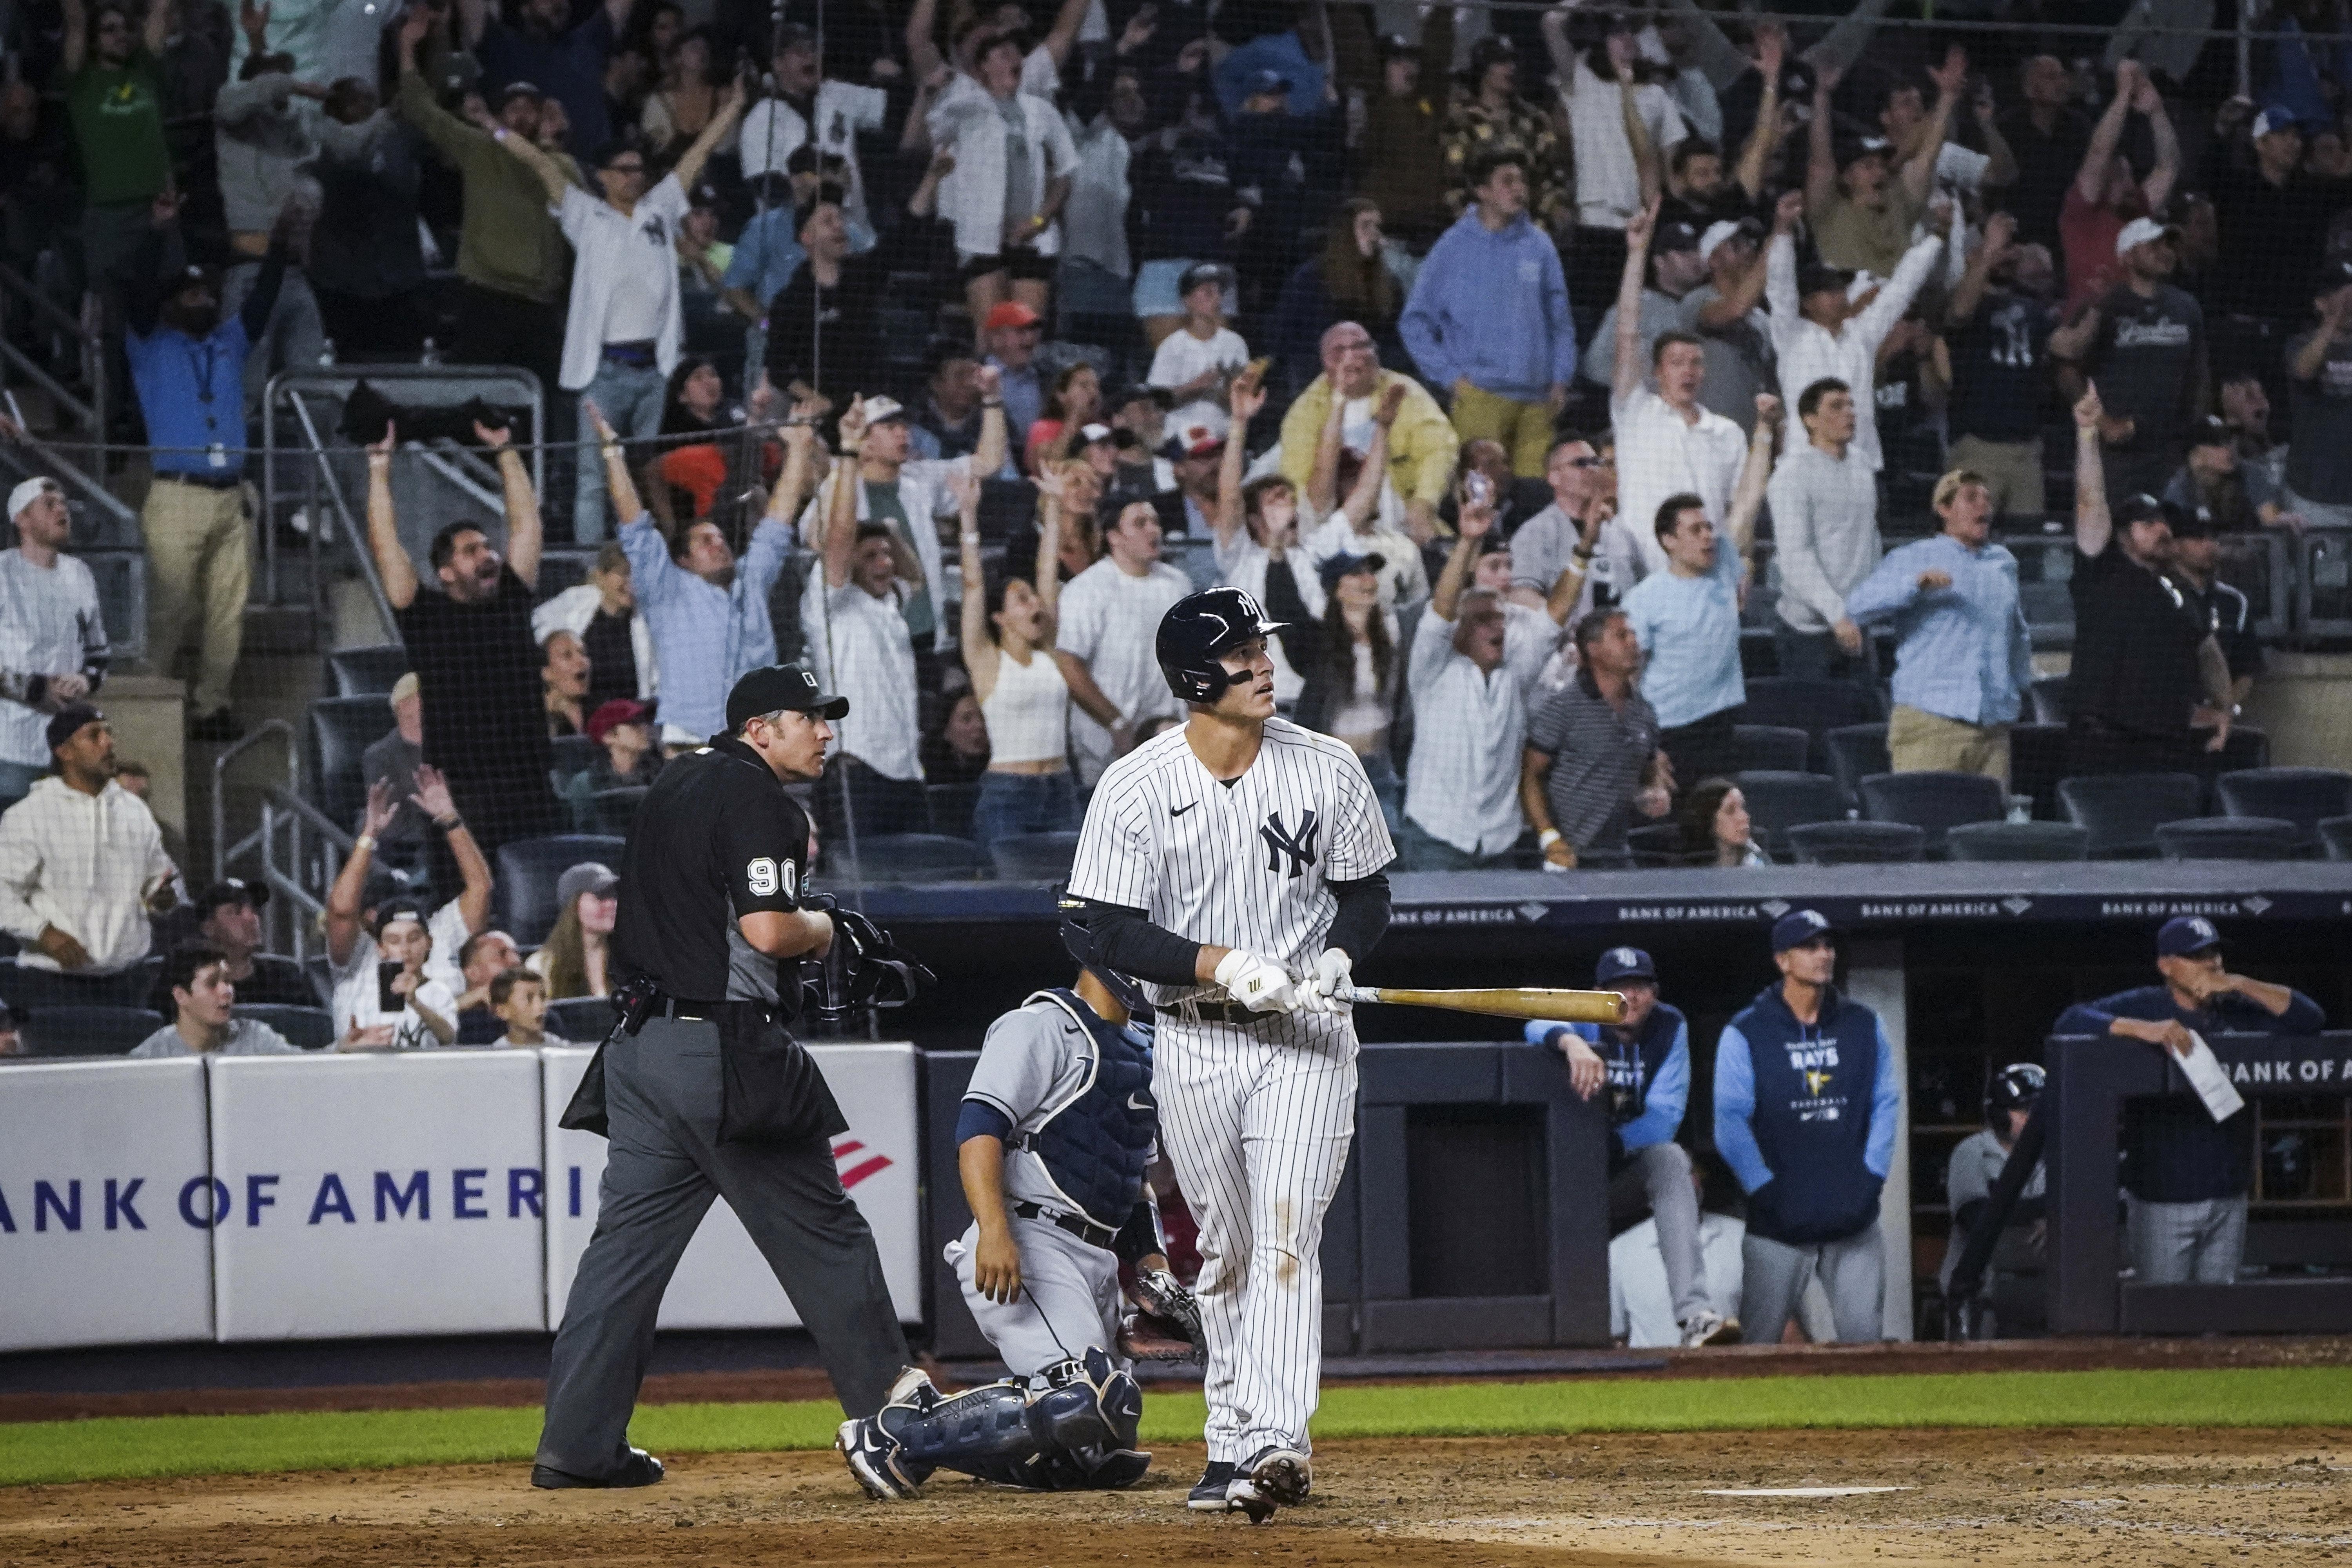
xmin=612 ymin=735 xmax=809 ymax=1010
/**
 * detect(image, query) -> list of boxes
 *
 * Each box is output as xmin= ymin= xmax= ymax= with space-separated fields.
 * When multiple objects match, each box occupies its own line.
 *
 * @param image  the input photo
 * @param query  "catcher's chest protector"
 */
xmin=1012 ymin=989 xmax=1158 ymax=1230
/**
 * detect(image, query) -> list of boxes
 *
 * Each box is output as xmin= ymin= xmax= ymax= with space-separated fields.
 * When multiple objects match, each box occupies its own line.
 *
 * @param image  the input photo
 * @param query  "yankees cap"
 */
xmin=1594 ymin=946 xmax=1656 ymax=985
xmin=1771 ymin=909 xmax=1835 ymax=952
xmin=2156 ymin=915 xmax=2225 ymax=957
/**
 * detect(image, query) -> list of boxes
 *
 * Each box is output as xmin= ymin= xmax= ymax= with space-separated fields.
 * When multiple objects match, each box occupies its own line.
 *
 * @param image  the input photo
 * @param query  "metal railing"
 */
xmin=211 ymin=717 xmax=361 ymax=967
xmin=0 ymin=262 xmax=105 ymax=487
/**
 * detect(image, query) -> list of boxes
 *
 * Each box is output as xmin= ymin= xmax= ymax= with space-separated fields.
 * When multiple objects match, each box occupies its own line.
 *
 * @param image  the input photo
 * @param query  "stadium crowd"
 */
xmin=0 ymin=2 xmax=2348 ymax=1332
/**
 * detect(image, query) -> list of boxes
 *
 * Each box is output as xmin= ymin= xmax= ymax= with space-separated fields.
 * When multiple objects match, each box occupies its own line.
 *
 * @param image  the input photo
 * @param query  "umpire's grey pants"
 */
xmin=537 ymin=1018 xmax=909 ymax=1479
xmin=1610 ymin=1142 xmax=1709 ymax=1327
xmin=2125 ymin=1193 xmax=2248 ymax=1285
xmin=1740 ymin=1221 xmax=1885 ymax=1345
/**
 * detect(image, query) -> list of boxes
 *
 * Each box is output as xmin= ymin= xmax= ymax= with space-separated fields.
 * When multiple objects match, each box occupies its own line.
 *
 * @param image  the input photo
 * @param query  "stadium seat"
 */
xmin=309 ymin=695 xmax=393 ymax=833
xmin=546 ymin=997 xmax=615 ymax=1044
xmin=1626 ymin=822 xmax=1686 ymax=867
xmin=590 ymin=786 xmax=647 ymax=836
xmin=1786 ymin=821 xmax=1925 ymax=865
xmin=326 ymin=644 xmax=411 ymax=697
xmin=2058 ymin=773 xmax=2204 ymax=859
xmin=2028 ymin=674 xmax=2071 ymax=724
xmin=23 ymin=1005 xmax=166 ymax=1055
xmin=497 ymin=835 xmax=627 ymax=945
xmin=1944 ymin=821 xmax=2089 ymax=862
xmin=988 ymin=832 xmax=1082 ymax=880
xmin=2154 ymin=817 xmax=2301 ymax=861
xmin=1734 ymin=724 xmax=1811 ymax=774
xmin=2214 ymin=767 xmax=2352 ymax=852
xmin=1737 ymin=679 xmax=1880 ymax=769
xmin=0 ymin=960 xmax=152 ymax=1011
xmin=1823 ymin=723 xmax=1891 ymax=809
xmin=1857 ymin=771 xmax=2008 ymax=855
xmin=237 ymin=1004 xmax=337 ymax=1050
xmin=832 ymin=833 xmax=990 ymax=884
xmin=2322 ymin=815 xmax=2352 ymax=861
xmin=1730 ymin=771 xmax=1847 ymax=859
xmin=927 ymin=782 xmax=980 ymax=840
xmin=549 ymin=734 xmax=598 ymax=782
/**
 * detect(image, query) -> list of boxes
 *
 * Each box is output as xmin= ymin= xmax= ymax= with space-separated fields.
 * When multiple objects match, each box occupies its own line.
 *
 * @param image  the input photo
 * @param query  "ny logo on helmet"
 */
xmin=1260 ymin=809 xmax=1319 ymax=879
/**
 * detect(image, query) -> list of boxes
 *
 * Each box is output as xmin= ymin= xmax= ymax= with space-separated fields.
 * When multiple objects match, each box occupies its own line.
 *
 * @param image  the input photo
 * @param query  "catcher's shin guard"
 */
xmin=891 ymin=1348 xmax=1147 ymax=1490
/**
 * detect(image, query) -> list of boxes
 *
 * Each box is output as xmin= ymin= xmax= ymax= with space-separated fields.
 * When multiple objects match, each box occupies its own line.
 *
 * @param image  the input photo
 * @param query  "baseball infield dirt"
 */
xmin=4 ymin=1426 xmax=2344 ymax=1566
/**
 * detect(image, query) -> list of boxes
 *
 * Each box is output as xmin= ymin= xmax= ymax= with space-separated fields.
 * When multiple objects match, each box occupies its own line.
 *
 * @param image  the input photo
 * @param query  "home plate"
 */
xmin=1700 ymin=1487 xmax=1914 ymax=1497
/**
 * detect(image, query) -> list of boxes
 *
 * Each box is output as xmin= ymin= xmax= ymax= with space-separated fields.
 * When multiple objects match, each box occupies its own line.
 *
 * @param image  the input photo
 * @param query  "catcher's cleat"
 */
xmin=1186 ymin=1460 xmax=1238 ymax=1510
xmin=836 ymin=1417 xmax=918 ymax=1501
xmin=1246 ymin=1444 xmax=1311 ymax=1507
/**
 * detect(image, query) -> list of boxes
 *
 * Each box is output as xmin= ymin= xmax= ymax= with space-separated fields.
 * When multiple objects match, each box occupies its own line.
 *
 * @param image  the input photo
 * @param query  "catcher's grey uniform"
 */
xmin=948 ymin=988 xmax=1161 ymax=1377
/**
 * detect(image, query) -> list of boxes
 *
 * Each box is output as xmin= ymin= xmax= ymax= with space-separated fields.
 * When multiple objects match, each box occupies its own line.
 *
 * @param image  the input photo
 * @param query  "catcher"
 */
xmin=837 ymin=915 xmax=1199 ymax=1498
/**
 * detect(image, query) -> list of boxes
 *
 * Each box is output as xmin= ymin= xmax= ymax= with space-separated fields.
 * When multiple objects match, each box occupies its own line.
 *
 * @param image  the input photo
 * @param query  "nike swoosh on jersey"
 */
xmin=1127 ymin=1093 xmax=1152 ymax=1111
xmin=1170 ymin=802 xmax=1199 ymax=817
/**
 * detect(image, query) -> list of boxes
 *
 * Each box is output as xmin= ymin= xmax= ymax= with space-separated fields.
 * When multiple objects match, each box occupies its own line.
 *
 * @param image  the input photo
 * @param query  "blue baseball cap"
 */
xmin=1771 ymin=909 xmax=1835 ymax=952
xmin=1595 ymin=946 xmax=1656 ymax=985
xmin=2157 ymin=915 xmax=2225 ymax=957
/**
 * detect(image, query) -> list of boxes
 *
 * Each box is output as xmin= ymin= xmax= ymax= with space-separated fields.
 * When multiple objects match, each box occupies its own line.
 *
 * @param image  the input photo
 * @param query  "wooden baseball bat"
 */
xmin=1334 ymin=985 xmax=1626 ymax=1025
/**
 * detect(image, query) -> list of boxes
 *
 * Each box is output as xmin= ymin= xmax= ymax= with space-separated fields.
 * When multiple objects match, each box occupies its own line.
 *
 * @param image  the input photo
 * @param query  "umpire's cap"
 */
xmin=1986 ymin=1062 xmax=2044 ymax=1124
xmin=726 ymin=663 xmax=847 ymax=731
xmin=1157 ymin=586 xmax=1287 ymax=704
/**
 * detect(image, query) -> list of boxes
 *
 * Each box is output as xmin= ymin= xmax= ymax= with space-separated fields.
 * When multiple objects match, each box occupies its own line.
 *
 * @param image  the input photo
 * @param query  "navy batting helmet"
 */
xmin=1986 ymin=1062 xmax=2044 ymax=1126
xmin=1156 ymin=586 xmax=1286 ymax=704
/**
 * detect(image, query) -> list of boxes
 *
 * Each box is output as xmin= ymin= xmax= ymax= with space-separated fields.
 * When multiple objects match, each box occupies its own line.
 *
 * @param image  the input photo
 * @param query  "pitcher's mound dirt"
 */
xmin=4 ymin=1427 xmax=2345 ymax=1567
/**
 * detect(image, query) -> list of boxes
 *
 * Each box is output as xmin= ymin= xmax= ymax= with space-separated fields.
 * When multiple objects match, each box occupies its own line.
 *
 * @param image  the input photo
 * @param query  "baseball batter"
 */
xmin=1063 ymin=585 xmax=1396 ymax=1523
xmin=835 ymin=923 xmax=1201 ymax=1497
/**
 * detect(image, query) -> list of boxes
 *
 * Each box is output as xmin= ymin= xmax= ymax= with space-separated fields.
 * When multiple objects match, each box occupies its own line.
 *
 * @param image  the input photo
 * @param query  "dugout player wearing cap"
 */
xmin=837 ymin=920 xmax=1198 ymax=1498
xmin=1713 ymin=910 xmax=1903 ymax=1345
xmin=2053 ymin=915 xmax=2323 ymax=1287
xmin=1939 ymin=1063 xmax=2047 ymax=1339
xmin=1062 ymin=584 xmax=1395 ymax=1524
xmin=533 ymin=664 xmax=909 ymax=1490
xmin=1524 ymin=947 xmax=1734 ymax=1348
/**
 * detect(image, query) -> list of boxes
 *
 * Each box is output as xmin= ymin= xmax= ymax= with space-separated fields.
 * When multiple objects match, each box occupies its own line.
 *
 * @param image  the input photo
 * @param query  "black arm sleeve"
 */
xmin=1323 ymin=871 xmax=1391 ymax=962
xmin=1263 ymin=557 xmax=1318 ymax=671
xmin=1112 ymin=1193 xmax=1164 ymax=1264
xmin=1074 ymin=897 xmax=1201 ymax=987
xmin=238 ymin=241 xmax=289 ymax=343
xmin=121 ymin=225 xmax=172 ymax=338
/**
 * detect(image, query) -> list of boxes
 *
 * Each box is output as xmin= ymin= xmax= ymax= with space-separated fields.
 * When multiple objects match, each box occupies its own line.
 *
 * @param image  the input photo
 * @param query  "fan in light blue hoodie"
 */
xmin=1399 ymin=159 xmax=1577 ymax=411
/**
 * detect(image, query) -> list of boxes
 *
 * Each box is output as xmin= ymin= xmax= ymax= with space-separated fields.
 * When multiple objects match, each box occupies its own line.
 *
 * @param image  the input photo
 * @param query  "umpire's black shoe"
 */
xmin=531 ymin=1448 xmax=664 ymax=1489
xmin=1185 ymin=1461 xmax=1237 ymax=1510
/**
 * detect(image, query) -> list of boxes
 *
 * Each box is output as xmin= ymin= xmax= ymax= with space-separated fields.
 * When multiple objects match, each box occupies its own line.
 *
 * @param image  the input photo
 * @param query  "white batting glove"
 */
xmin=1302 ymin=949 xmax=1354 ymax=1014
xmin=1214 ymin=948 xmax=1300 ymax=1014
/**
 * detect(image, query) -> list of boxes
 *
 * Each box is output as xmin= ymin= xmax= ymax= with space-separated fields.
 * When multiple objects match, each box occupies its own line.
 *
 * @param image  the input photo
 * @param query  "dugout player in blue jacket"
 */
xmin=836 ymin=922 xmax=1199 ymax=1499
xmin=2053 ymin=915 xmax=2323 ymax=1287
xmin=1713 ymin=910 xmax=1902 ymax=1345
xmin=1525 ymin=946 xmax=1734 ymax=1347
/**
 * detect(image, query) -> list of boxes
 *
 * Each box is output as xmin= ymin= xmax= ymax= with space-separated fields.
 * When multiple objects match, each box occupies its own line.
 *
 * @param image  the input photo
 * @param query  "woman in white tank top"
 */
xmin=954 ymin=465 xmax=1080 ymax=851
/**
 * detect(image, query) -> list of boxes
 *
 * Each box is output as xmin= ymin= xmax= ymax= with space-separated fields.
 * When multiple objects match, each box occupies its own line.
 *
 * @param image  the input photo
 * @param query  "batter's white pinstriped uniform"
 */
xmin=1067 ymin=717 xmax=1395 ymax=1465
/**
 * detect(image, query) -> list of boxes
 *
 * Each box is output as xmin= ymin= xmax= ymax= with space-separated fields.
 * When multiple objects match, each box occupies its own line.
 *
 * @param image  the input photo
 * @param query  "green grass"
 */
xmin=4 ymin=1368 xmax=2348 ymax=1489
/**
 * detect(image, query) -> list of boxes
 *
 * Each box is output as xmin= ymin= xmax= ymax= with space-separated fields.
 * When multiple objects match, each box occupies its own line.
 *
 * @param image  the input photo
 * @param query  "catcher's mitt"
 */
xmin=1120 ymin=1267 xmax=1203 ymax=1364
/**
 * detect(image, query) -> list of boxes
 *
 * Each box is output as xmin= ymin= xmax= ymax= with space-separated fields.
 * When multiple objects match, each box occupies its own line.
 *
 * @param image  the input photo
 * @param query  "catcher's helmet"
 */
xmin=1985 ymin=1061 xmax=2044 ymax=1125
xmin=1156 ymin=586 xmax=1287 ymax=704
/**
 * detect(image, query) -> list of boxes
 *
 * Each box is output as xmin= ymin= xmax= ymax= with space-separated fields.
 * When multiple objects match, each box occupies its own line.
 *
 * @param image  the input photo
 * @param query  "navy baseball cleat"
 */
xmin=1186 ymin=1460 xmax=1237 ymax=1510
xmin=837 ymin=1417 xmax=916 ymax=1500
xmin=1222 ymin=1470 xmax=1277 ymax=1523
xmin=531 ymin=1448 xmax=663 ymax=1489
xmin=1246 ymin=1444 xmax=1311 ymax=1506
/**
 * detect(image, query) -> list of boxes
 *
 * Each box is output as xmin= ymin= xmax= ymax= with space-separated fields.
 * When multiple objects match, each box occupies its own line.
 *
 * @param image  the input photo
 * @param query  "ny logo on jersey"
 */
xmin=1259 ymin=809 xmax=1319 ymax=879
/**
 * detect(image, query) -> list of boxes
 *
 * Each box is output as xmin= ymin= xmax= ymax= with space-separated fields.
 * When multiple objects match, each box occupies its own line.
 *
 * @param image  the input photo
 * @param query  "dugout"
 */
xmin=877 ymin=860 xmax=2352 ymax=1346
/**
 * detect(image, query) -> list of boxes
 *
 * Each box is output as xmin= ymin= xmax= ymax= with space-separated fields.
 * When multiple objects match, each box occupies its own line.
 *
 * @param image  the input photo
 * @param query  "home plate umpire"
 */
xmin=533 ymin=663 xmax=919 ymax=1488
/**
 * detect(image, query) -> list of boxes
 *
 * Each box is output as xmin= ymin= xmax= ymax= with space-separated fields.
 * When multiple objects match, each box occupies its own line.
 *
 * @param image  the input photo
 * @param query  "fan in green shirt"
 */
xmin=60 ymin=0 xmax=171 ymax=209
